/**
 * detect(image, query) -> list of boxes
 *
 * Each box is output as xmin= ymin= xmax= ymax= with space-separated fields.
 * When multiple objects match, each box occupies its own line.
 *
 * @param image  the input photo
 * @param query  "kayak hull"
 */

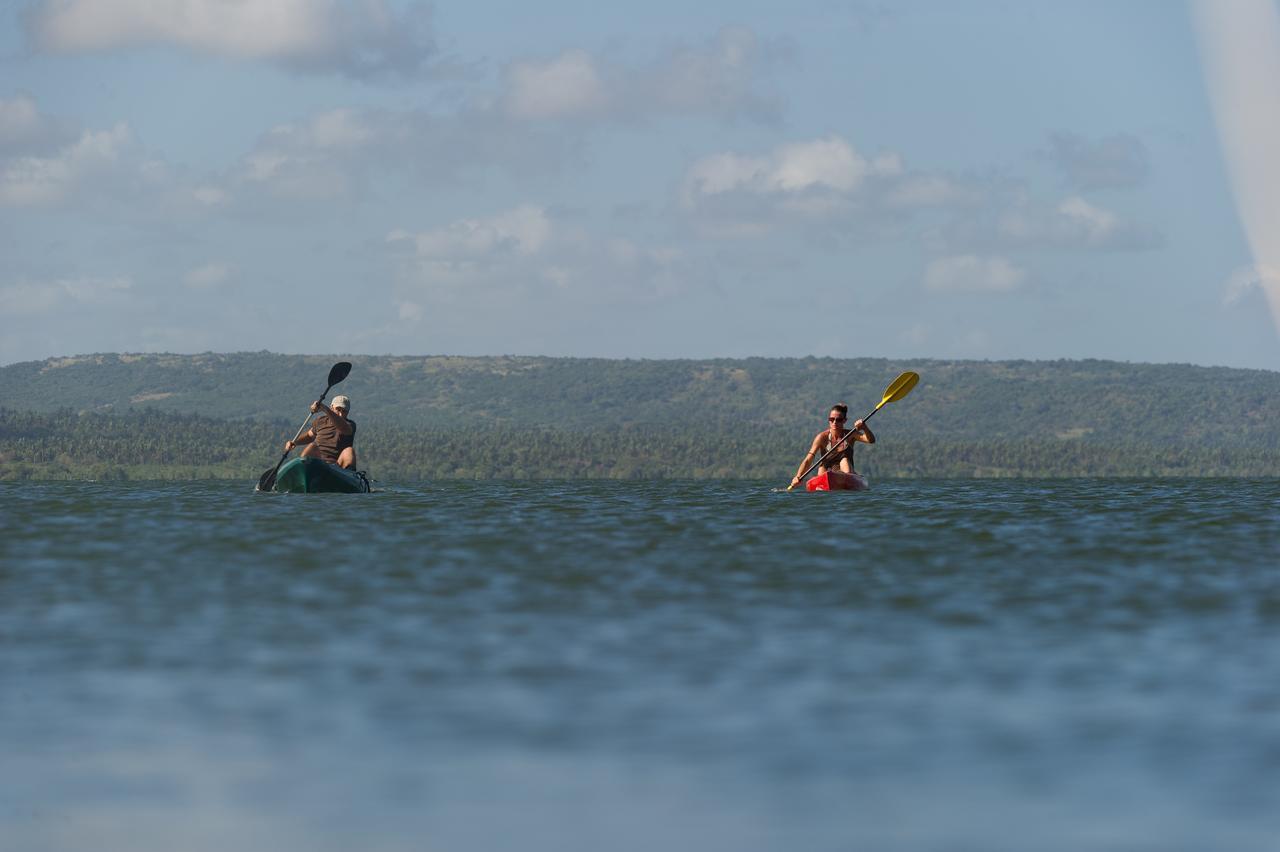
xmin=806 ymin=470 xmax=870 ymax=492
xmin=273 ymin=457 xmax=370 ymax=493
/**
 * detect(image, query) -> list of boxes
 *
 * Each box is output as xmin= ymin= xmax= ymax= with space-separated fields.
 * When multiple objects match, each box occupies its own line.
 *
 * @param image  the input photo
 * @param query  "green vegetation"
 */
xmin=3 ymin=352 xmax=1278 ymax=445
xmin=2 ymin=352 xmax=1277 ymax=480
xmin=3 ymin=408 xmax=1277 ymax=482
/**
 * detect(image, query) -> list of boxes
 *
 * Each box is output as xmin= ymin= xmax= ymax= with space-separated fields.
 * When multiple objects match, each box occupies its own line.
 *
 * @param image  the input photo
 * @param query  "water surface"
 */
xmin=2 ymin=479 xmax=1279 ymax=851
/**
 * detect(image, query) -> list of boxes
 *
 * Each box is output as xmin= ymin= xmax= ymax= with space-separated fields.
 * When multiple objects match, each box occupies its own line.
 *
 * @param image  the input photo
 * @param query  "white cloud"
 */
xmin=678 ymin=135 xmax=920 ymax=236
xmin=26 ymin=0 xmax=437 ymax=79
xmin=0 ymin=96 xmax=222 ymax=211
xmin=772 ymin=137 xmax=878 ymax=192
xmin=997 ymin=195 xmax=1160 ymax=251
xmin=499 ymin=27 xmax=785 ymax=124
xmin=390 ymin=205 xmax=553 ymax=261
xmin=386 ymin=205 xmax=554 ymax=291
xmin=397 ymin=301 xmax=424 ymax=321
xmin=0 ymin=95 xmax=59 ymax=153
xmin=1056 ymin=196 xmax=1122 ymax=241
xmin=386 ymin=205 xmax=687 ymax=303
xmin=184 ymin=263 xmax=234 ymax=289
xmin=306 ymin=108 xmax=376 ymax=149
xmin=924 ymin=255 xmax=1026 ymax=293
xmin=682 ymin=152 xmax=764 ymax=197
xmin=541 ymin=266 xmax=574 ymax=289
xmin=223 ymin=105 xmax=576 ymax=203
xmin=0 ymin=122 xmax=134 ymax=206
xmin=60 ymin=27 xmax=787 ymax=210
xmin=193 ymin=185 xmax=229 ymax=206
xmin=683 ymin=136 xmax=899 ymax=203
xmin=639 ymin=26 xmax=787 ymax=122
xmin=1224 ymin=264 xmax=1280 ymax=307
xmin=504 ymin=50 xmax=608 ymax=119
xmin=234 ymin=109 xmax=377 ymax=199
xmin=886 ymin=173 xmax=983 ymax=209
xmin=243 ymin=152 xmax=289 ymax=183
xmin=253 ymin=109 xmax=377 ymax=162
xmin=1046 ymin=131 xmax=1150 ymax=190
xmin=0 ymin=276 xmax=133 ymax=315
xmin=0 ymin=96 xmax=39 ymax=137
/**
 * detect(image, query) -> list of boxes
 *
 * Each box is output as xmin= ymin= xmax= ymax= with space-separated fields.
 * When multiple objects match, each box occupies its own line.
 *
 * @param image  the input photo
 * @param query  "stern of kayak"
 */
xmin=272 ymin=457 xmax=371 ymax=493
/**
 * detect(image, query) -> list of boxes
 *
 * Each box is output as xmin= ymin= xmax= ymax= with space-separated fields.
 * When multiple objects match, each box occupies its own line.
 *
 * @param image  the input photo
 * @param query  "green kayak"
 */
xmin=272 ymin=458 xmax=371 ymax=493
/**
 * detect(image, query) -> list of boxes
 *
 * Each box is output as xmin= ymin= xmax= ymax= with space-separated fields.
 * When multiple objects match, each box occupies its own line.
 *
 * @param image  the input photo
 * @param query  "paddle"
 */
xmin=255 ymin=361 xmax=353 ymax=492
xmin=787 ymin=371 xmax=920 ymax=491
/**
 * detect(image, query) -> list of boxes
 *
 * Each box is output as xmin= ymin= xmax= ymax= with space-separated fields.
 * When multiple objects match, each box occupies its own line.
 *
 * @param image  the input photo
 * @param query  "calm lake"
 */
xmin=2 ymin=478 xmax=1279 ymax=851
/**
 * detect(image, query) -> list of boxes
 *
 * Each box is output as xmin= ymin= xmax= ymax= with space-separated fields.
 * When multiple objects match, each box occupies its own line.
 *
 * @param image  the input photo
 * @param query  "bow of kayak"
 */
xmin=806 ymin=470 xmax=870 ymax=492
xmin=271 ymin=457 xmax=371 ymax=493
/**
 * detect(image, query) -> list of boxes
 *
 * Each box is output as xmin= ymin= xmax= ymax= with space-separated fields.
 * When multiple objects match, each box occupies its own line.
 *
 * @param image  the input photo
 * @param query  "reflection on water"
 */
xmin=2 ymin=479 xmax=1279 ymax=851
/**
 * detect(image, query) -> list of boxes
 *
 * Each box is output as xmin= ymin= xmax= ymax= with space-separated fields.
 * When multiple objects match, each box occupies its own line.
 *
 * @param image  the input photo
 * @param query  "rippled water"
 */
xmin=2 ymin=479 xmax=1279 ymax=851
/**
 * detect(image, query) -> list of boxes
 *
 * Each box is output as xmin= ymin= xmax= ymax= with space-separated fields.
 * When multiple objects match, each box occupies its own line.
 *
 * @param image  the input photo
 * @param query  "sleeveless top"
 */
xmin=817 ymin=429 xmax=854 ymax=469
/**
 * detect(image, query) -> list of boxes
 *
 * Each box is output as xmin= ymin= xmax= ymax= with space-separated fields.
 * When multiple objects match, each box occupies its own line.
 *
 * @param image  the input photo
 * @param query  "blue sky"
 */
xmin=2 ymin=0 xmax=1278 ymax=369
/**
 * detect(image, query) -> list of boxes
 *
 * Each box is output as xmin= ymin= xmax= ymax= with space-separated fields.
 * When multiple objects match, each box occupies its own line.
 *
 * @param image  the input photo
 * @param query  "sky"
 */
xmin=1 ymin=0 xmax=1279 ymax=369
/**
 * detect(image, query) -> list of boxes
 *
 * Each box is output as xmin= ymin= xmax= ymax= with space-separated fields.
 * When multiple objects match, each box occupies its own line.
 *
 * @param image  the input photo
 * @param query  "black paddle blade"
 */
xmin=328 ymin=361 xmax=352 ymax=388
xmin=256 ymin=466 xmax=278 ymax=492
xmin=256 ymin=451 xmax=289 ymax=492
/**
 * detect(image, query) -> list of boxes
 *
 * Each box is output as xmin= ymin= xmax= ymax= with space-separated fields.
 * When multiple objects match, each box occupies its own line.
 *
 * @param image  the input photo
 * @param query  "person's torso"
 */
xmin=817 ymin=429 xmax=853 ymax=466
xmin=311 ymin=414 xmax=356 ymax=461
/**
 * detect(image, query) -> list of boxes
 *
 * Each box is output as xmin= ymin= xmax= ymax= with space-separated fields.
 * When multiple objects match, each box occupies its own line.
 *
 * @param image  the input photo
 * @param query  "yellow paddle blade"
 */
xmin=879 ymin=371 xmax=919 ymax=406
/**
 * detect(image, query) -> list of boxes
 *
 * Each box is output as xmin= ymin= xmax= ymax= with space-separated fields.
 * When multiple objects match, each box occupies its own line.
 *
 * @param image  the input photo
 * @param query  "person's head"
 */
xmin=828 ymin=403 xmax=848 ymax=426
xmin=331 ymin=395 xmax=351 ymax=415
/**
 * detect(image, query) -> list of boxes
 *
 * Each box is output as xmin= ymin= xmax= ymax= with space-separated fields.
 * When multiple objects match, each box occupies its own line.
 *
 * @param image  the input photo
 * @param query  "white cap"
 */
xmin=331 ymin=395 xmax=350 ymax=411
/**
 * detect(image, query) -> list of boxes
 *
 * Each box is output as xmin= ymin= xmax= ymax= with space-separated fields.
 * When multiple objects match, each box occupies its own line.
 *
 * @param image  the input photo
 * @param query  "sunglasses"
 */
xmin=829 ymin=416 xmax=846 ymax=422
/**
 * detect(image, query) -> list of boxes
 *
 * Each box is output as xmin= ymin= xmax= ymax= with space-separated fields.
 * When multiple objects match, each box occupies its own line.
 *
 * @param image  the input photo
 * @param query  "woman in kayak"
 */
xmin=285 ymin=394 xmax=358 ymax=469
xmin=790 ymin=403 xmax=874 ymax=490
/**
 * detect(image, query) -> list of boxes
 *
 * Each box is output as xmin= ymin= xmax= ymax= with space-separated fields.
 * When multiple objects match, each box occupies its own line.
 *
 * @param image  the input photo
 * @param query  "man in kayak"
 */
xmin=790 ymin=403 xmax=874 ymax=490
xmin=285 ymin=394 xmax=358 ymax=469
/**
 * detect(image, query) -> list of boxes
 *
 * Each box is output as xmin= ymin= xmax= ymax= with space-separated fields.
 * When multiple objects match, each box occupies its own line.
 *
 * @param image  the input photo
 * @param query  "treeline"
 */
xmin=4 ymin=409 xmax=1278 ymax=482
xmin=3 ymin=352 xmax=1278 ymax=450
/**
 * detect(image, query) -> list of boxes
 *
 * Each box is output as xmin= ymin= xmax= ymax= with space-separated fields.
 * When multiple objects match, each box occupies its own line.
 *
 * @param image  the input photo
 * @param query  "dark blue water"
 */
xmin=2 ymin=479 xmax=1279 ymax=851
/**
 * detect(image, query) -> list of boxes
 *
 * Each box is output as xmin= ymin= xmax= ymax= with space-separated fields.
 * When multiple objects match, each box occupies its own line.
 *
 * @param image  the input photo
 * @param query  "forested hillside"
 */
xmin=2 ymin=352 xmax=1278 ymax=448
xmin=4 ymin=409 xmax=1277 ymax=482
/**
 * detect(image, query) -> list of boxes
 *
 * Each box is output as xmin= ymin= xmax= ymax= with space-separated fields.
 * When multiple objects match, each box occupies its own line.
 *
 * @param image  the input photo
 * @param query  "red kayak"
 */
xmin=806 ymin=470 xmax=870 ymax=492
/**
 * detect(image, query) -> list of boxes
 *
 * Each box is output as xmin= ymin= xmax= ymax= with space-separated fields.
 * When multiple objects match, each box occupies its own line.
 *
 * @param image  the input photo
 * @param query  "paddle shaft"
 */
xmin=274 ymin=407 xmax=322 ymax=465
xmin=290 ymin=405 xmax=323 ymax=446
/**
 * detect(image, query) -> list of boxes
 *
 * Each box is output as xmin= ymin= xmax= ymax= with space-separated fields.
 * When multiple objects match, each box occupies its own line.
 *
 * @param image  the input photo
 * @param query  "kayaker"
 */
xmin=790 ymin=403 xmax=874 ymax=490
xmin=285 ymin=394 xmax=358 ymax=469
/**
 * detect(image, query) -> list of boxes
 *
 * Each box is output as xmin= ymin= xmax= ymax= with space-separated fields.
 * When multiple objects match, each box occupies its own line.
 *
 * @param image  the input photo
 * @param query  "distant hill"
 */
xmin=1 ymin=352 xmax=1277 ymax=449
xmin=4 ymin=408 xmax=1277 ymax=481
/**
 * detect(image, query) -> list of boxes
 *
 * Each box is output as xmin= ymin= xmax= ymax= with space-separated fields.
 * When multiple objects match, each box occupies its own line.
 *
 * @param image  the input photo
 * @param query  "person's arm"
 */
xmin=310 ymin=401 xmax=354 ymax=435
xmin=852 ymin=419 xmax=875 ymax=444
xmin=790 ymin=434 xmax=826 ymax=488
xmin=285 ymin=428 xmax=315 ymax=452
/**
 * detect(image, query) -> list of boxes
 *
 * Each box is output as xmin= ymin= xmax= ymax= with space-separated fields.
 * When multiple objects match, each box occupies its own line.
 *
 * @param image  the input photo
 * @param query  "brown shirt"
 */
xmin=310 ymin=414 xmax=356 ymax=463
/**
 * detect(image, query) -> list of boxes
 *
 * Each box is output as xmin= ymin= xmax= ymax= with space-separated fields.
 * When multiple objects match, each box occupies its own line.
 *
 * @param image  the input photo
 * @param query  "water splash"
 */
xmin=1190 ymin=0 xmax=1280 ymax=336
